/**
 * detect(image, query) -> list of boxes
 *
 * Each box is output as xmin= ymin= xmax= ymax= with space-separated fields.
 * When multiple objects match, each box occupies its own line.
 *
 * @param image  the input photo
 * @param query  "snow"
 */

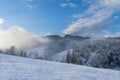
xmin=51 ymin=49 xmax=72 ymax=62
xmin=0 ymin=54 xmax=120 ymax=80
xmin=27 ymin=46 xmax=46 ymax=58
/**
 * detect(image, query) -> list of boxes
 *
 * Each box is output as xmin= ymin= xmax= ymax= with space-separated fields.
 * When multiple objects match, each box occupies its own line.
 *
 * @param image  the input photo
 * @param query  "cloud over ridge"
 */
xmin=63 ymin=0 xmax=120 ymax=38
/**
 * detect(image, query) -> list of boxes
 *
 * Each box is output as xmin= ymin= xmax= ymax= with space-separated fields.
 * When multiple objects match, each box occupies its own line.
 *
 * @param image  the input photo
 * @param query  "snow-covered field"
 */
xmin=0 ymin=54 xmax=120 ymax=80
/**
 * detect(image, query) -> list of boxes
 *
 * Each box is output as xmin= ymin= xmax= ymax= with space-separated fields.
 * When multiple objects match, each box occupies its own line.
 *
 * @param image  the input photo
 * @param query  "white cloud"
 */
xmin=63 ymin=0 xmax=120 ymax=38
xmin=0 ymin=25 xmax=49 ymax=50
xmin=60 ymin=2 xmax=77 ymax=8
xmin=26 ymin=4 xmax=37 ymax=10
xmin=101 ymin=0 xmax=120 ymax=8
xmin=22 ymin=0 xmax=39 ymax=10
xmin=63 ymin=8 xmax=113 ymax=37
xmin=0 ymin=18 xmax=4 ymax=25
xmin=104 ymin=32 xmax=120 ymax=38
xmin=43 ymin=32 xmax=52 ymax=36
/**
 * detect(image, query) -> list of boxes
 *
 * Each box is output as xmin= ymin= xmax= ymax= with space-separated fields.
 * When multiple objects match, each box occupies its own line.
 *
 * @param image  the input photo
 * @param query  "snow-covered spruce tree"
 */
xmin=66 ymin=45 xmax=89 ymax=65
xmin=65 ymin=39 xmax=120 ymax=69
xmin=66 ymin=51 xmax=73 ymax=63
xmin=5 ymin=46 xmax=16 ymax=55
xmin=3 ymin=46 xmax=27 ymax=57
xmin=0 ymin=49 xmax=3 ymax=53
xmin=105 ymin=48 xmax=120 ymax=68
xmin=20 ymin=50 xmax=27 ymax=57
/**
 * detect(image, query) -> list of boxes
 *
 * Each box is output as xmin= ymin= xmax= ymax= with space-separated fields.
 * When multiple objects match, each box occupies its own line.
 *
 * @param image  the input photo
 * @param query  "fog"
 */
xmin=0 ymin=26 xmax=49 ymax=50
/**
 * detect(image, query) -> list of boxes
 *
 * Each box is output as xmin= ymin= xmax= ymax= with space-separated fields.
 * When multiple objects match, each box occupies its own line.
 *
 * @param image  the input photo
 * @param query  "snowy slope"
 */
xmin=0 ymin=54 xmax=120 ymax=80
xmin=51 ymin=49 xmax=72 ymax=62
xmin=27 ymin=46 xmax=46 ymax=58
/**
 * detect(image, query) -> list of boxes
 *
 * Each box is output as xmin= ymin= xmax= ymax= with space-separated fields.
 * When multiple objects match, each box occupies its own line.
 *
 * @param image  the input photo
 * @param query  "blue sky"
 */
xmin=0 ymin=0 xmax=120 ymax=37
xmin=0 ymin=0 xmax=82 ymax=35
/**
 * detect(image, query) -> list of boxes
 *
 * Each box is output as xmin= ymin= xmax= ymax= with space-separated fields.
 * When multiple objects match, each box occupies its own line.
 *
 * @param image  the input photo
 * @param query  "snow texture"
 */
xmin=0 ymin=54 xmax=120 ymax=80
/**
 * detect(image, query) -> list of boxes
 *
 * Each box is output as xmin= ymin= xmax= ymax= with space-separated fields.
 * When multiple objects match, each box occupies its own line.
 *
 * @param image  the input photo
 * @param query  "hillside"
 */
xmin=0 ymin=54 xmax=120 ymax=80
xmin=26 ymin=38 xmax=120 ymax=70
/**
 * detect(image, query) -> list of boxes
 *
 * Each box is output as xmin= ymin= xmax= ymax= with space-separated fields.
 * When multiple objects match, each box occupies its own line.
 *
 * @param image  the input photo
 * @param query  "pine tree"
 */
xmin=66 ymin=51 xmax=71 ymax=63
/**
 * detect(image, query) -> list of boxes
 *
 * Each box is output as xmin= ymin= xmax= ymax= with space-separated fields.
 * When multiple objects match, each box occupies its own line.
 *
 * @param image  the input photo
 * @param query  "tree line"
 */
xmin=0 ymin=46 xmax=27 ymax=57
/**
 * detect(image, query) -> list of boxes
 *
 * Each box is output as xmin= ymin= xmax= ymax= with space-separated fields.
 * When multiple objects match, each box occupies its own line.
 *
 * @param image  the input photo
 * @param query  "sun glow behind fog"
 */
xmin=0 ymin=26 xmax=49 ymax=50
